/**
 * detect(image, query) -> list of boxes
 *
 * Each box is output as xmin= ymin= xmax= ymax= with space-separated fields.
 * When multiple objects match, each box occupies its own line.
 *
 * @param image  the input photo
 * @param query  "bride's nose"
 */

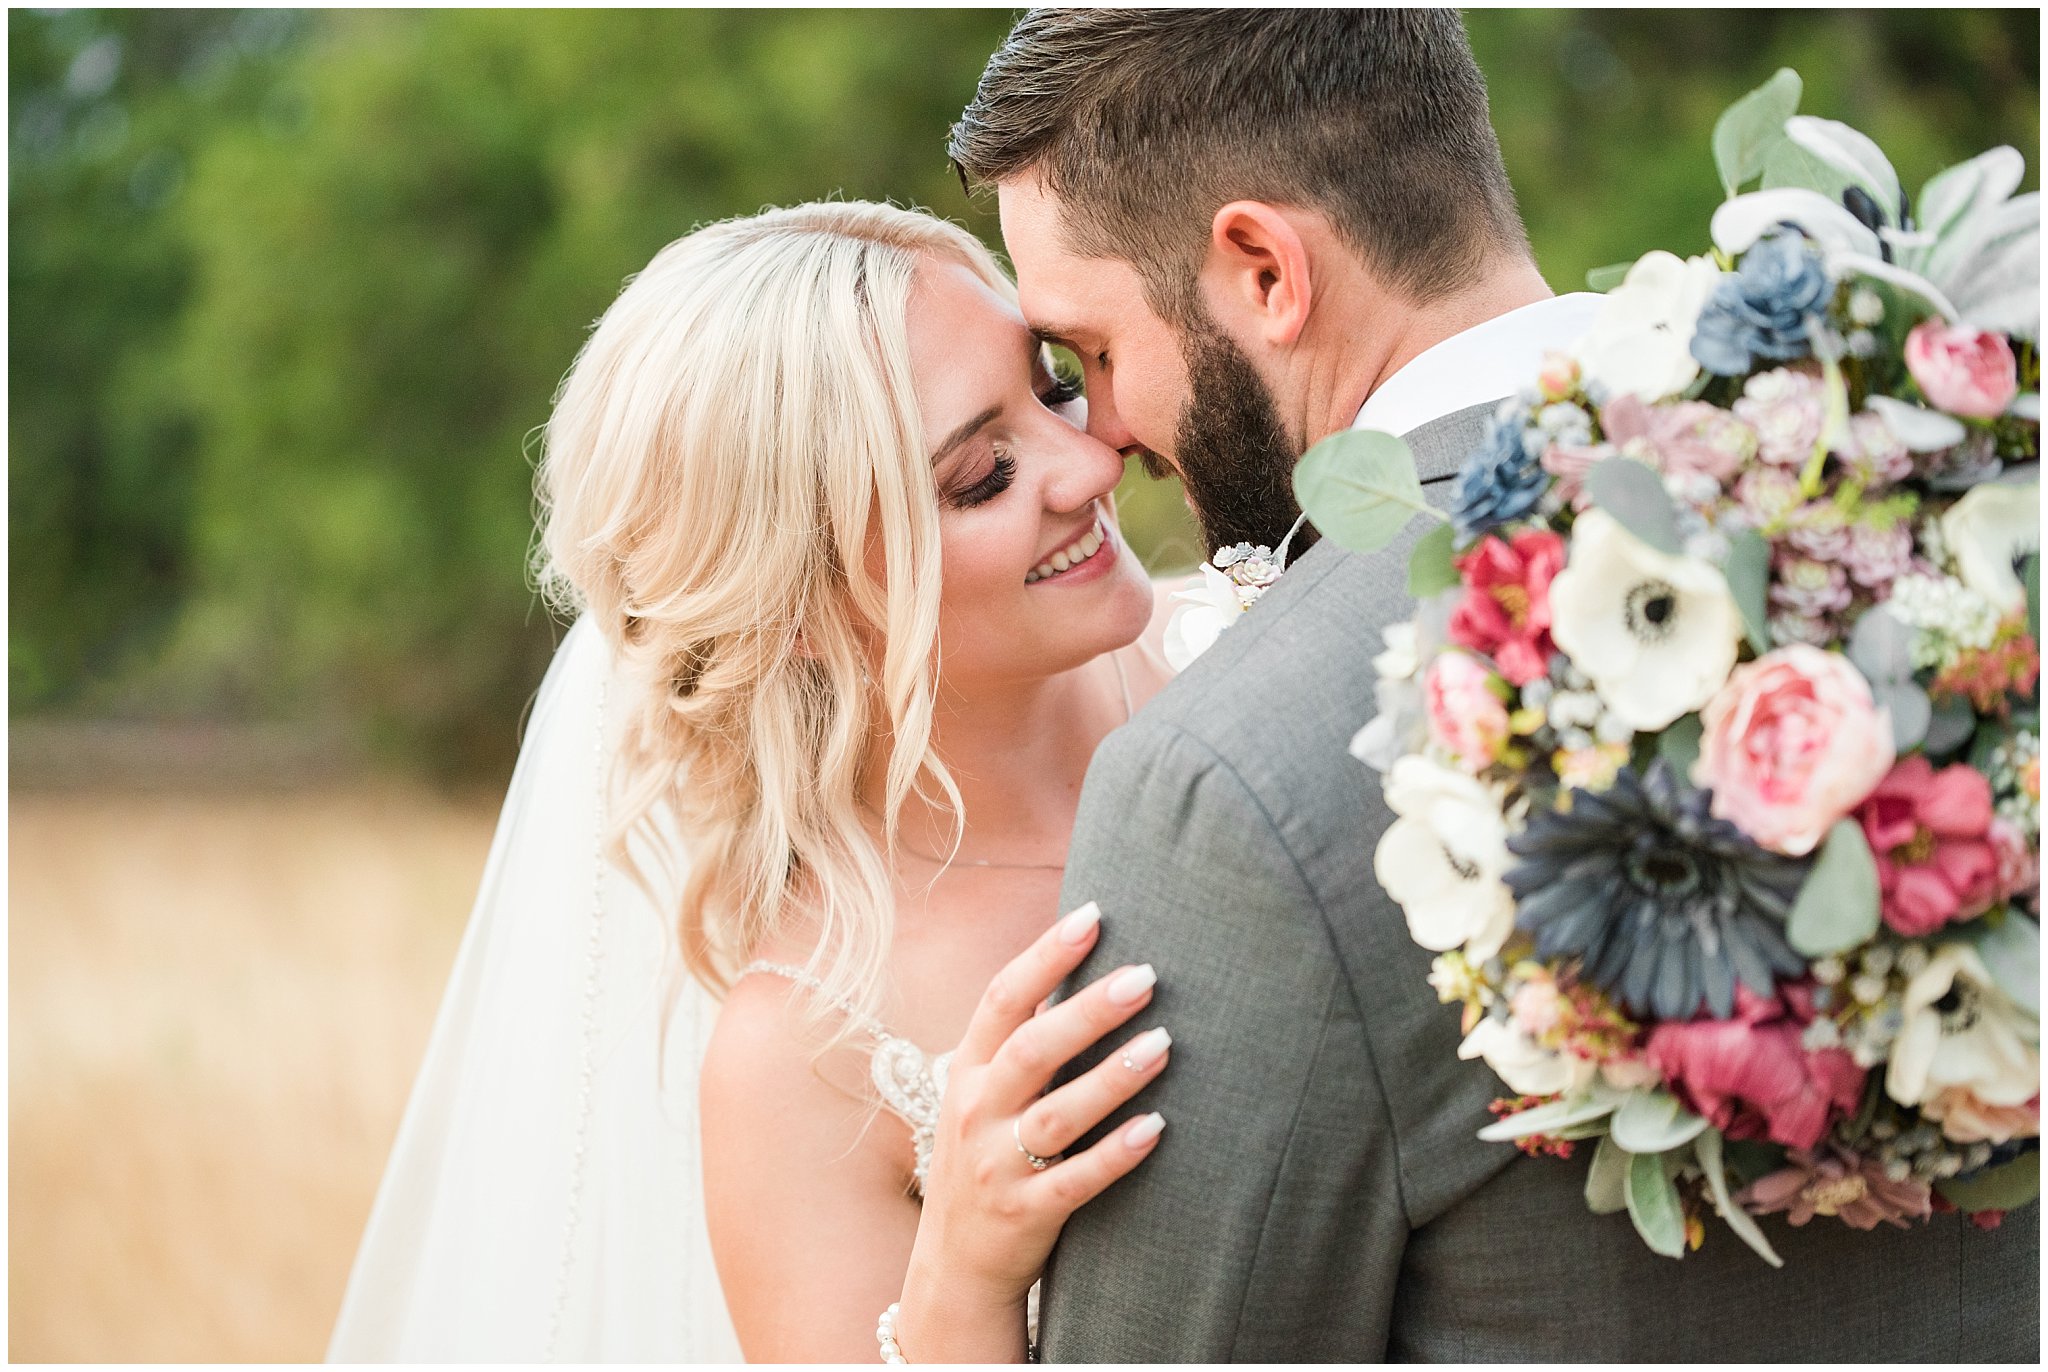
xmin=1039 ymin=429 xmax=1126 ymax=514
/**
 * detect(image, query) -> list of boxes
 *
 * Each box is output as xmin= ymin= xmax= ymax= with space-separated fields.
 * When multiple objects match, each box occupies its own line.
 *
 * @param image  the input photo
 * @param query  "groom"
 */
xmin=954 ymin=10 xmax=2037 ymax=1361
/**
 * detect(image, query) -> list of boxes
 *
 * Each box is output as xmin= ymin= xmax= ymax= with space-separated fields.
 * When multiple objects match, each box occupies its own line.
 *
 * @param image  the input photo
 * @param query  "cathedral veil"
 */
xmin=327 ymin=615 xmax=741 ymax=1362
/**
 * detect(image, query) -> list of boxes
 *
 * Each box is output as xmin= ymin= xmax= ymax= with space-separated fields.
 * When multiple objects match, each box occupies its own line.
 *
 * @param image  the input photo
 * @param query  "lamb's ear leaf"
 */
xmin=1695 ymin=1129 xmax=1784 ymax=1268
xmin=1586 ymin=1136 xmax=1630 ymax=1215
xmin=1625 ymin=1148 xmax=1688 ymax=1258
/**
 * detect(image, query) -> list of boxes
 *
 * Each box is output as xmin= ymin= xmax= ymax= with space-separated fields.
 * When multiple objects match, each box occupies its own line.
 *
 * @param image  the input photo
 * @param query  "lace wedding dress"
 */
xmin=328 ymin=620 xmax=982 ymax=1361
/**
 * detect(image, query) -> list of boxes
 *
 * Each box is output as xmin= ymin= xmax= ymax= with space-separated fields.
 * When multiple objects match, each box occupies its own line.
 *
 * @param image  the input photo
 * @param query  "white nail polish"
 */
xmin=1121 ymin=1026 xmax=1172 ymax=1072
xmin=1058 ymin=901 xmax=1102 ymax=945
xmin=1106 ymin=963 xmax=1157 ymax=1005
xmin=1123 ymin=1112 xmax=1165 ymax=1148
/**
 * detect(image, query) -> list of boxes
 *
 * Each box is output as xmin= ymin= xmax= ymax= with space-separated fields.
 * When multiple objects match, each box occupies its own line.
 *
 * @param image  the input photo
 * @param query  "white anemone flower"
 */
xmin=1573 ymin=251 xmax=1725 ymax=402
xmin=1940 ymin=481 xmax=2040 ymax=615
xmin=1458 ymin=1017 xmax=1596 ymax=1098
xmin=1885 ymin=943 xmax=2039 ymax=1111
xmin=1548 ymin=510 xmax=1745 ymax=731
xmin=1373 ymin=756 xmax=1517 ymax=962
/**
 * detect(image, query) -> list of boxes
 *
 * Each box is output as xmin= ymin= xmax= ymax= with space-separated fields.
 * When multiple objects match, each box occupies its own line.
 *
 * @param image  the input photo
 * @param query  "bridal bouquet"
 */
xmin=1296 ymin=71 xmax=2040 ymax=1265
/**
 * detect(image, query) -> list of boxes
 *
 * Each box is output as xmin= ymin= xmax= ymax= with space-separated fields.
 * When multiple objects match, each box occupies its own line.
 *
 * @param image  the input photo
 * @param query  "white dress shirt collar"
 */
xmin=1351 ymin=292 xmax=1605 ymax=437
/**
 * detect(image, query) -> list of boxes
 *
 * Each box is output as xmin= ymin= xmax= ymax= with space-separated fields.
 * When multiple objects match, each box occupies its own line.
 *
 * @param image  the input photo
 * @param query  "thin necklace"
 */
xmin=896 ymin=843 xmax=1066 ymax=872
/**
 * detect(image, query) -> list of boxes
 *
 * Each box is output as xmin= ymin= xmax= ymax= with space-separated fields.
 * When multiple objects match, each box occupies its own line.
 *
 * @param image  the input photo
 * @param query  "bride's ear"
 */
xmin=1201 ymin=201 xmax=1313 ymax=348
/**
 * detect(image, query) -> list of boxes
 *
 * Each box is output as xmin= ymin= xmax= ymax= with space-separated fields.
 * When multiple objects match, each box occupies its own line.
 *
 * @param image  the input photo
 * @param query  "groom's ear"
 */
xmin=1202 ymin=201 xmax=1314 ymax=348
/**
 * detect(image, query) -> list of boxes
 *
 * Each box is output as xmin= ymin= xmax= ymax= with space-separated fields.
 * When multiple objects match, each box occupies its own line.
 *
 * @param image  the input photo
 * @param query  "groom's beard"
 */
xmin=1172 ymin=323 xmax=1313 ymax=556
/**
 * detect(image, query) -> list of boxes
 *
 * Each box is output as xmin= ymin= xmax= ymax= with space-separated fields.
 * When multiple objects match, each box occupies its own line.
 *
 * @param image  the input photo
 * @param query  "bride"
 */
xmin=328 ymin=202 xmax=1185 ymax=1362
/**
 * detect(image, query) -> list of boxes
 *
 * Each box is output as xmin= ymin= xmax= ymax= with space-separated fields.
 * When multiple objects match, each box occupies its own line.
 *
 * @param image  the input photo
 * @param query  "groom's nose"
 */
xmin=1080 ymin=373 xmax=1138 ymax=456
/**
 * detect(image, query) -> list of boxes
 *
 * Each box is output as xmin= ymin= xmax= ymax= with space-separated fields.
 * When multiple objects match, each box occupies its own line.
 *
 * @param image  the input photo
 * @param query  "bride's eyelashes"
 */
xmin=944 ymin=375 xmax=1083 ymax=510
xmin=949 ymin=450 xmax=1018 ymax=509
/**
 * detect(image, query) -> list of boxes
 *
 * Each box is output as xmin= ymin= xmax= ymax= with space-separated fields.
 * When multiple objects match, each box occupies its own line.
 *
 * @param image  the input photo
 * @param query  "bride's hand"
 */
xmin=896 ymin=901 xmax=1168 ymax=1361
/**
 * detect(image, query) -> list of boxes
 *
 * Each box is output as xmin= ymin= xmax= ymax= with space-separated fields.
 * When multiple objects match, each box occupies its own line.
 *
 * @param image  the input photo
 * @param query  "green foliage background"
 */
xmin=10 ymin=8 xmax=2039 ymax=777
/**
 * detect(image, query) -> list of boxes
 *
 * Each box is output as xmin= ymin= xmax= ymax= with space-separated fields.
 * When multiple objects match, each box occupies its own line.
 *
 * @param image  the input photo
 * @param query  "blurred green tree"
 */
xmin=8 ymin=8 xmax=2039 ymax=779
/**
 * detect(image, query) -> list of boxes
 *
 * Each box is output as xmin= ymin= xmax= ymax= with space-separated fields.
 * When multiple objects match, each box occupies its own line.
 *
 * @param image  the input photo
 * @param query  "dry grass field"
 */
xmin=9 ymin=783 xmax=498 ymax=1362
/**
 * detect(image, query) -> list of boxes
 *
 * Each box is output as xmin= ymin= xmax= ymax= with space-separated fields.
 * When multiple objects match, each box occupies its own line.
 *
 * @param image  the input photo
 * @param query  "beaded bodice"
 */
xmin=738 ymin=961 xmax=953 ymax=1195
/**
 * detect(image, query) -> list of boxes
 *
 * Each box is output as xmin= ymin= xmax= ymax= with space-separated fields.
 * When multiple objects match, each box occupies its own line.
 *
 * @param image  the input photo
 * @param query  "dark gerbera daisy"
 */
xmin=1505 ymin=759 xmax=1810 ymax=1021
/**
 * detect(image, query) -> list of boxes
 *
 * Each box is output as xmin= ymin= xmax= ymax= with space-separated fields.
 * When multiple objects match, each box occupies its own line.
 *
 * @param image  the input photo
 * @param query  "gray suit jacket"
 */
xmin=1042 ymin=402 xmax=2039 ymax=1361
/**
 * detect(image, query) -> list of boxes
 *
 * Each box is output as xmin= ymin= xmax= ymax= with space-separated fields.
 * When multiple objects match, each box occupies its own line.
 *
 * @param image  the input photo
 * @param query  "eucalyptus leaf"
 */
xmin=1935 ymin=1151 xmax=2041 ymax=1213
xmin=1586 ymin=259 xmax=1636 ymax=292
xmin=1586 ymin=1136 xmax=1630 ymax=1215
xmin=1585 ymin=458 xmax=1683 ymax=556
xmin=1293 ymin=429 xmax=1435 ymax=555
xmin=1711 ymin=68 xmax=1801 ymax=198
xmin=1625 ymin=1148 xmax=1689 ymax=1259
xmin=1847 ymin=606 xmax=1917 ymax=683
xmin=1476 ymin=1092 xmax=1619 ymax=1143
xmin=1723 ymin=529 xmax=1773 ymax=655
xmin=1786 ymin=819 xmax=1882 ymax=957
xmin=1611 ymin=1089 xmax=1711 ymax=1155
xmin=1923 ymin=694 xmax=1979 ymax=757
xmin=1960 ymin=913 xmax=2040 ymax=1018
xmin=1874 ymin=679 xmax=1932 ymax=753
xmin=1657 ymin=713 xmax=1704 ymax=781
xmin=1695 ymin=1129 xmax=1784 ymax=1268
xmin=1407 ymin=521 xmax=1460 ymax=598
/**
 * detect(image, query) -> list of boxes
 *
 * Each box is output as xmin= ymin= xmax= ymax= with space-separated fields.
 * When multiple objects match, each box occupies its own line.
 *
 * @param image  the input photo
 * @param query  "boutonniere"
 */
xmin=1162 ymin=514 xmax=1309 ymax=670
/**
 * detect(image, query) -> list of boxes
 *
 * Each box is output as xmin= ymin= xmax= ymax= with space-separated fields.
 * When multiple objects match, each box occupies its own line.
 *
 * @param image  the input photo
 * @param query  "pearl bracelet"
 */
xmin=876 ymin=1301 xmax=907 ymax=1363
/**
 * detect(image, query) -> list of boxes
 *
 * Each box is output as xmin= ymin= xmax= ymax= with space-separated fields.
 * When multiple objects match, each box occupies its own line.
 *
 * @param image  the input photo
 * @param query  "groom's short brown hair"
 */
xmin=950 ymin=8 xmax=1528 ymax=319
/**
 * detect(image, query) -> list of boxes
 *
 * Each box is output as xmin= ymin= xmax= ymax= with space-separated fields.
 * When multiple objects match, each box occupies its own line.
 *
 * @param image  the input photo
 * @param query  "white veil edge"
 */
xmin=327 ymin=616 xmax=742 ymax=1362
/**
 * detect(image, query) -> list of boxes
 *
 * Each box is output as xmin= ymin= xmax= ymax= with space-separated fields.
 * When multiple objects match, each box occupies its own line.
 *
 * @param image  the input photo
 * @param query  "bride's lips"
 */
xmin=1024 ymin=516 xmax=1119 ymax=588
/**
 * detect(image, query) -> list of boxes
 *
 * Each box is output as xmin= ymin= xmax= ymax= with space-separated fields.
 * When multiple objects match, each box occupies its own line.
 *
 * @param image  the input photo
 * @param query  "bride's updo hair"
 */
xmin=535 ymin=201 xmax=1002 ymax=1031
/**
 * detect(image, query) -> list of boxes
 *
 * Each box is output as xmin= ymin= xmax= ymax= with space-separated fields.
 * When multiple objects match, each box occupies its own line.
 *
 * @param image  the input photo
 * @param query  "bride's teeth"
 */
xmin=1050 ymin=551 xmax=1071 ymax=572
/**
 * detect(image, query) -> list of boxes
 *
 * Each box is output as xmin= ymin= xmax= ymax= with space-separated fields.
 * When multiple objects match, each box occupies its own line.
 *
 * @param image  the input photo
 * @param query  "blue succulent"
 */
xmin=1450 ymin=410 xmax=1547 ymax=540
xmin=1690 ymin=230 xmax=1834 ymax=377
xmin=1504 ymin=760 xmax=1811 ymax=1021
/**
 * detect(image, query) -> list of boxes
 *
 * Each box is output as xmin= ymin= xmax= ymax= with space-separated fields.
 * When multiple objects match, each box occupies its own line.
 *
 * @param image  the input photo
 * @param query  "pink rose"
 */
xmin=1854 ymin=755 xmax=2000 ymax=937
xmin=1424 ymin=652 xmax=1509 ymax=773
xmin=1646 ymin=983 xmax=1867 ymax=1152
xmin=1601 ymin=394 xmax=1756 ymax=484
xmin=1905 ymin=319 xmax=2019 ymax=419
xmin=1447 ymin=529 xmax=1565 ymax=687
xmin=1694 ymin=644 xmax=1896 ymax=856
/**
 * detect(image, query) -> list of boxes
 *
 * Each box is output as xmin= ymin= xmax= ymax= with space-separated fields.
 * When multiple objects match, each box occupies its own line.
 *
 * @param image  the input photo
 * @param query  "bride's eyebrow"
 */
xmin=931 ymin=404 xmax=1002 ymax=467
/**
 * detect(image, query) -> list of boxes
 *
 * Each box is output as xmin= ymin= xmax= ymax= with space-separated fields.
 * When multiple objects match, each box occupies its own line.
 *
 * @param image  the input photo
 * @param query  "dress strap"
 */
xmin=737 ymin=960 xmax=889 ymax=1039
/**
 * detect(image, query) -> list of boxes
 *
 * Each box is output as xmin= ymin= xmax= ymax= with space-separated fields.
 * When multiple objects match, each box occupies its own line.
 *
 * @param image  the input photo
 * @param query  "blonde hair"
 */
xmin=535 ymin=201 xmax=1011 ymax=1036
